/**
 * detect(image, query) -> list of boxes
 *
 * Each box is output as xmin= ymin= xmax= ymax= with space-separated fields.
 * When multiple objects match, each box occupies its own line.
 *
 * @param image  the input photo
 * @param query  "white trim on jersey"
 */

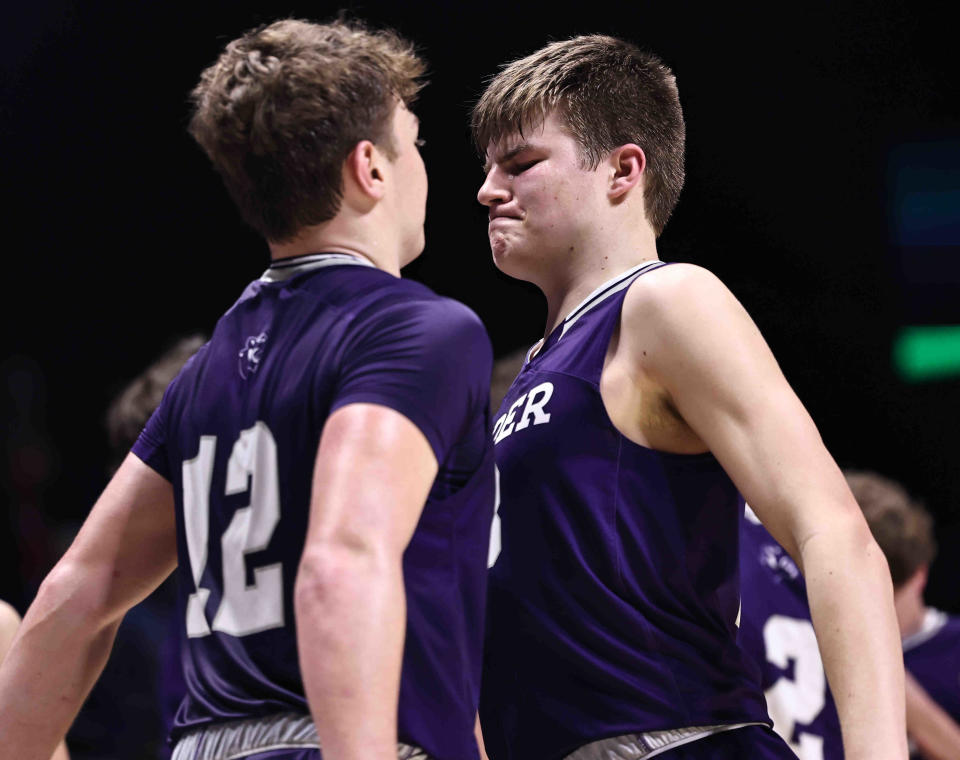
xmin=902 ymin=607 xmax=950 ymax=652
xmin=260 ymin=252 xmax=375 ymax=283
xmin=559 ymin=260 xmax=664 ymax=339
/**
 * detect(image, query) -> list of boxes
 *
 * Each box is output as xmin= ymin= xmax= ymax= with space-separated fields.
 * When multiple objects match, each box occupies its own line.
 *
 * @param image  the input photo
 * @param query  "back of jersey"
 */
xmin=133 ymin=254 xmax=494 ymax=756
xmin=738 ymin=507 xmax=842 ymax=760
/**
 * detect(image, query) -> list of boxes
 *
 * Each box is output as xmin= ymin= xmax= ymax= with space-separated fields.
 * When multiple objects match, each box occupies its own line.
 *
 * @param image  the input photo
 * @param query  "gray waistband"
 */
xmin=564 ymin=723 xmax=763 ymax=760
xmin=171 ymin=712 xmax=429 ymax=760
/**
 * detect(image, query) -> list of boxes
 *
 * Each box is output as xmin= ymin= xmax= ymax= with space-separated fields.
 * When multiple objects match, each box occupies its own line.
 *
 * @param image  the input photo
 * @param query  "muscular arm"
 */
xmin=626 ymin=264 xmax=906 ymax=760
xmin=294 ymin=403 xmax=438 ymax=760
xmin=0 ymin=455 xmax=177 ymax=760
xmin=905 ymin=670 xmax=960 ymax=760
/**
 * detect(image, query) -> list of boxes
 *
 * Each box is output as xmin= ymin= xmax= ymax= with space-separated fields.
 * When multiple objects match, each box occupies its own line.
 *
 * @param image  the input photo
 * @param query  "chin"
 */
xmin=491 ymin=243 xmax=534 ymax=282
xmin=400 ymin=232 xmax=426 ymax=268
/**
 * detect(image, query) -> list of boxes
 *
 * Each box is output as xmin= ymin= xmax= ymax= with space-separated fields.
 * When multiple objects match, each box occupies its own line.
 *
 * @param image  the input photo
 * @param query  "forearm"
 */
xmin=801 ymin=524 xmax=907 ymax=760
xmin=0 ymin=565 xmax=122 ymax=759
xmin=905 ymin=670 xmax=960 ymax=760
xmin=295 ymin=545 xmax=406 ymax=760
xmin=475 ymin=714 xmax=491 ymax=760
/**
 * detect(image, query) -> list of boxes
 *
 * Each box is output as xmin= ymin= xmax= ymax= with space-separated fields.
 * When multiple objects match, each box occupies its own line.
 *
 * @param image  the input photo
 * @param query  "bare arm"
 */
xmin=905 ymin=670 xmax=960 ymax=760
xmin=475 ymin=714 xmax=492 ymax=760
xmin=627 ymin=264 xmax=906 ymax=760
xmin=0 ymin=601 xmax=72 ymax=760
xmin=0 ymin=455 xmax=177 ymax=760
xmin=294 ymin=403 xmax=438 ymax=760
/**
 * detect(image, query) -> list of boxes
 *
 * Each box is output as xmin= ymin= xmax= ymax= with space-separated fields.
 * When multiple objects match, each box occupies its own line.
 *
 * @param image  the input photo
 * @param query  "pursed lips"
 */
xmin=489 ymin=213 xmax=522 ymax=225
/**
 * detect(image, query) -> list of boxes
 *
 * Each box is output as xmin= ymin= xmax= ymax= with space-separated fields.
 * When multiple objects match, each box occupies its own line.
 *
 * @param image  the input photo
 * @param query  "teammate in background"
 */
xmin=740 ymin=474 xmax=960 ymax=760
xmin=106 ymin=336 xmax=204 ymax=752
xmin=67 ymin=336 xmax=206 ymax=760
xmin=473 ymin=35 xmax=906 ymax=760
xmin=0 ymin=18 xmax=494 ymax=760
xmin=0 ymin=600 xmax=70 ymax=760
xmin=106 ymin=336 xmax=208 ymax=472
xmin=847 ymin=471 xmax=960 ymax=758
xmin=738 ymin=505 xmax=842 ymax=760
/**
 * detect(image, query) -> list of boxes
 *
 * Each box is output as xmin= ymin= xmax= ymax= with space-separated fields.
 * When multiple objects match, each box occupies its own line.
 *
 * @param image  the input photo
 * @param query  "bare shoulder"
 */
xmin=623 ymin=264 xmax=735 ymax=316
xmin=0 ymin=599 xmax=22 ymax=660
xmin=621 ymin=263 xmax=745 ymax=345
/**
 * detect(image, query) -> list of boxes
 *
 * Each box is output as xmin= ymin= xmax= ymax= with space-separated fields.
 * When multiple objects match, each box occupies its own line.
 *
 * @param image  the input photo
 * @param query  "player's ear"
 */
xmin=608 ymin=144 xmax=645 ymax=200
xmin=343 ymin=140 xmax=386 ymax=203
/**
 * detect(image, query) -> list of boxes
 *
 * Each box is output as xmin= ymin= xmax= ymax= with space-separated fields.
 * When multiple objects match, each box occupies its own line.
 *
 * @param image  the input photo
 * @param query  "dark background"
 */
xmin=2 ymin=0 xmax=958 ymax=615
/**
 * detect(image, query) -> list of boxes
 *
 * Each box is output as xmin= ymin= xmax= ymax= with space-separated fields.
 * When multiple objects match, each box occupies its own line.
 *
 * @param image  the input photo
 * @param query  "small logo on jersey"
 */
xmin=238 ymin=332 xmax=268 ymax=379
xmin=760 ymin=543 xmax=800 ymax=582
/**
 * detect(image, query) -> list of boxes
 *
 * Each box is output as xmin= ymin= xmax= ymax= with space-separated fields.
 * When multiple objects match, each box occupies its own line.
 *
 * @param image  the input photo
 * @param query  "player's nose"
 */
xmin=477 ymin=169 xmax=510 ymax=207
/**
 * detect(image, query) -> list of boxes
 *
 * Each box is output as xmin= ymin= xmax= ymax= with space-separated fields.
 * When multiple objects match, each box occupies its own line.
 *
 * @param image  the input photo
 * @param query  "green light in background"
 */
xmin=894 ymin=326 xmax=960 ymax=381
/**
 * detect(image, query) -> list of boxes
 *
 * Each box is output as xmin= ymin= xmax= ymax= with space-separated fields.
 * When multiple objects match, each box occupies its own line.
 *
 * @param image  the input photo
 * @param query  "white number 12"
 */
xmin=181 ymin=421 xmax=284 ymax=638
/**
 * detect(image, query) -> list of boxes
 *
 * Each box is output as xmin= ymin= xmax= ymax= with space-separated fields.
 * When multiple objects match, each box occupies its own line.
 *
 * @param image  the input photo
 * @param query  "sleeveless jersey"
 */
xmin=903 ymin=608 xmax=960 ymax=725
xmin=133 ymin=253 xmax=495 ymax=760
xmin=480 ymin=262 xmax=770 ymax=760
xmin=738 ymin=507 xmax=842 ymax=760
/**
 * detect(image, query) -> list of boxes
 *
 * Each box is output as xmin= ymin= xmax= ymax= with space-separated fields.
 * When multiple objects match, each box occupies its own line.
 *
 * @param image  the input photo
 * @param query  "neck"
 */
xmin=539 ymin=236 xmax=659 ymax=337
xmin=895 ymin=589 xmax=927 ymax=639
xmin=268 ymin=218 xmax=403 ymax=277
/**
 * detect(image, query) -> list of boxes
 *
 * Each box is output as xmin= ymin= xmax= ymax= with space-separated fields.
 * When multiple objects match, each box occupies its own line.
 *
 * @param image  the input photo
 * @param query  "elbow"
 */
xmin=293 ymin=540 xmax=397 ymax=616
xmin=801 ymin=510 xmax=894 ymax=586
xmin=31 ymin=560 xmax=120 ymax=633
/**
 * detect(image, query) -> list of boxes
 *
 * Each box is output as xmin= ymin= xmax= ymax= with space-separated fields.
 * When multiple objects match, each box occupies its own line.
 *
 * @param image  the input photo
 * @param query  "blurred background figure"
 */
xmin=0 ymin=356 xmax=60 ymax=609
xmin=490 ymin=349 xmax=527 ymax=411
xmin=739 ymin=471 xmax=960 ymax=760
xmin=846 ymin=471 xmax=960 ymax=758
xmin=67 ymin=336 xmax=204 ymax=760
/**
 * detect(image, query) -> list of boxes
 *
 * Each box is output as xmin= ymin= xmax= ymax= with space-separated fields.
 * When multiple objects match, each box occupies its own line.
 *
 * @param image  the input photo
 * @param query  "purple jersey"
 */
xmin=133 ymin=253 xmax=495 ymax=760
xmin=480 ymin=263 xmax=770 ymax=760
xmin=903 ymin=608 xmax=960 ymax=725
xmin=738 ymin=508 xmax=842 ymax=760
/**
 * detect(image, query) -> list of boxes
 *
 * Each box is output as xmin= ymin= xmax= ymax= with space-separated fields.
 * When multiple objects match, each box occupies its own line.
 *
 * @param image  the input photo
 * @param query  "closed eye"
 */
xmin=511 ymin=158 xmax=540 ymax=175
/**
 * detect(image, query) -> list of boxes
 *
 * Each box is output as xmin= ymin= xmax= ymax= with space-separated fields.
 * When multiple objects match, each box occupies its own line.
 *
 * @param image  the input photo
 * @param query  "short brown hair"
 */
xmin=106 ymin=335 xmax=206 ymax=471
xmin=190 ymin=19 xmax=425 ymax=242
xmin=844 ymin=470 xmax=937 ymax=587
xmin=472 ymin=35 xmax=685 ymax=236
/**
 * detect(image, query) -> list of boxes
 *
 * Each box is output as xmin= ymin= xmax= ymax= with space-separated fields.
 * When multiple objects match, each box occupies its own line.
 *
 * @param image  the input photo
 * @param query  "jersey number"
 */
xmin=487 ymin=466 xmax=501 ymax=568
xmin=182 ymin=422 xmax=284 ymax=638
xmin=764 ymin=615 xmax=826 ymax=760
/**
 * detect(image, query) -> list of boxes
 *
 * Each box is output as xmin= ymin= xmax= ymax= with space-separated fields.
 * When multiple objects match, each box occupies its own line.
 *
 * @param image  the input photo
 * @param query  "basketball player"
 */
xmin=0 ymin=19 xmax=494 ymax=760
xmin=67 ymin=336 xmax=206 ymax=759
xmin=847 ymin=471 xmax=960 ymax=757
xmin=741 ymin=493 xmax=960 ymax=760
xmin=473 ymin=35 xmax=906 ymax=759
xmin=738 ymin=505 xmax=842 ymax=760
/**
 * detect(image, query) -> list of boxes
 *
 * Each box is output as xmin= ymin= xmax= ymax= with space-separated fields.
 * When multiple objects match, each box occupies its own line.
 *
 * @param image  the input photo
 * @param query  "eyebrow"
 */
xmin=482 ymin=141 xmax=536 ymax=174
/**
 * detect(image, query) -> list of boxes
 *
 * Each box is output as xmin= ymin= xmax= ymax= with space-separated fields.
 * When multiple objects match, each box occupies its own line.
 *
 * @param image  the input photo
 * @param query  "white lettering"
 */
xmin=495 ymin=394 xmax=527 ymax=443
xmin=514 ymin=382 xmax=553 ymax=430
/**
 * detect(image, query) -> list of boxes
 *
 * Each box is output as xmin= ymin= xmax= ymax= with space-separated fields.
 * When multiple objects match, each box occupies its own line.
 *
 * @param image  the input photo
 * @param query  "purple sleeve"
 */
xmin=330 ymin=298 xmax=492 ymax=464
xmin=131 ymin=397 xmax=173 ymax=482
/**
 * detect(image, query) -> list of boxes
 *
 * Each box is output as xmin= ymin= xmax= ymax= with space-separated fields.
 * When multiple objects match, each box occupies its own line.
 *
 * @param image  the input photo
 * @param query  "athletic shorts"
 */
xmin=171 ymin=712 xmax=429 ymax=760
xmin=567 ymin=724 xmax=794 ymax=760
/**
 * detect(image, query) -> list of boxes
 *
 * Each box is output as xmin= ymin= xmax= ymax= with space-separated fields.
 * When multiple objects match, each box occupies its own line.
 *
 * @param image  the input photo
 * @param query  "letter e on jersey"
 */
xmin=493 ymin=382 xmax=553 ymax=443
